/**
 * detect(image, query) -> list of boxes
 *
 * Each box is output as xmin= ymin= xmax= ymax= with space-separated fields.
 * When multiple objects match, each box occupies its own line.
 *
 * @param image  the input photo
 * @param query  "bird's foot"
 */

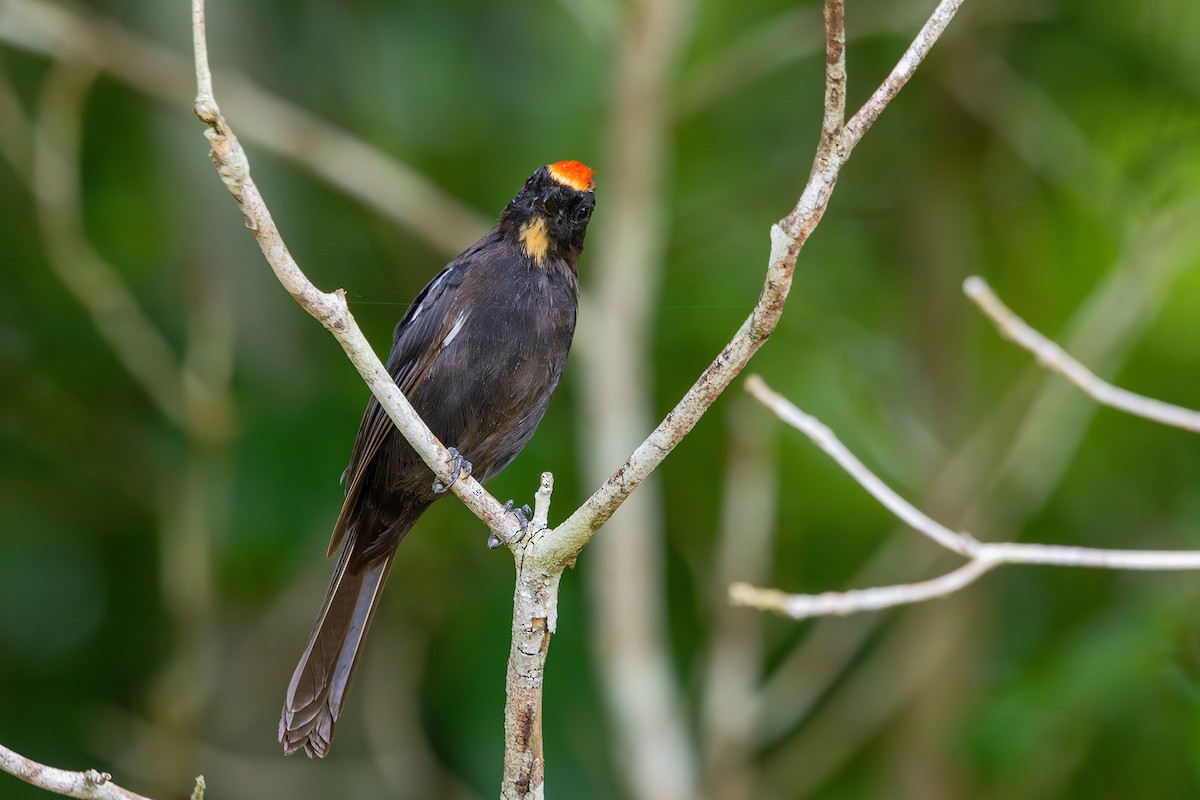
xmin=432 ymin=447 xmax=472 ymax=494
xmin=487 ymin=500 xmax=533 ymax=549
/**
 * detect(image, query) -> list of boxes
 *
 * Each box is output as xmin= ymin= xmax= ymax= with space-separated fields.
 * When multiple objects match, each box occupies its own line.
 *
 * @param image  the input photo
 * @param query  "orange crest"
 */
xmin=547 ymin=160 xmax=595 ymax=191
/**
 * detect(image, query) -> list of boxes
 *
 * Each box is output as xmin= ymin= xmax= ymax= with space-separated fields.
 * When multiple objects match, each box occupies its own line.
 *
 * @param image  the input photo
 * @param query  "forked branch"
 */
xmin=733 ymin=275 xmax=1200 ymax=620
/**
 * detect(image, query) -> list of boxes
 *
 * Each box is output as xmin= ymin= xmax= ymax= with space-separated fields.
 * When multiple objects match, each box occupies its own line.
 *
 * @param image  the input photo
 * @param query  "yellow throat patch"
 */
xmin=518 ymin=217 xmax=551 ymax=266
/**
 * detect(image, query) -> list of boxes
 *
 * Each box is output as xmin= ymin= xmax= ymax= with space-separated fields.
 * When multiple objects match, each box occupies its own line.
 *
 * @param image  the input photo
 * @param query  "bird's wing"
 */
xmin=325 ymin=236 xmax=493 ymax=557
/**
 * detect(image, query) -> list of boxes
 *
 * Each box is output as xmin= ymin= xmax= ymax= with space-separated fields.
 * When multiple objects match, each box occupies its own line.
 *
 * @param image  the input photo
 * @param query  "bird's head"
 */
xmin=502 ymin=160 xmax=596 ymax=266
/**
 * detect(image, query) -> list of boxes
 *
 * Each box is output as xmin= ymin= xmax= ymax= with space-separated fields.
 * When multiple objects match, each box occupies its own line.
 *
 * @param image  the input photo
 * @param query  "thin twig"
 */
xmin=745 ymin=375 xmax=974 ymax=556
xmin=0 ymin=740 xmax=196 ymax=800
xmin=754 ymin=206 xmax=1200 ymax=782
xmin=965 ymin=276 xmax=1200 ymax=433
xmin=843 ymin=0 xmax=965 ymax=149
xmin=737 ymin=375 xmax=1200 ymax=619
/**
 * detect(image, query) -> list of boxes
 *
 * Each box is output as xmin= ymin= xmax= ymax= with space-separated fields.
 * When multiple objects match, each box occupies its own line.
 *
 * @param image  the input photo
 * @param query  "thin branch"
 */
xmin=821 ymin=0 xmax=847 ymax=143
xmin=843 ymin=0 xmax=965 ymax=149
xmin=745 ymin=375 xmax=974 ymax=556
xmin=736 ymin=376 xmax=1200 ymax=619
xmin=0 ymin=740 xmax=198 ymax=800
xmin=554 ymin=0 xmax=967 ymax=568
xmin=754 ymin=209 xmax=1200 ymax=779
xmin=965 ymin=276 xmax=1200 ymax=433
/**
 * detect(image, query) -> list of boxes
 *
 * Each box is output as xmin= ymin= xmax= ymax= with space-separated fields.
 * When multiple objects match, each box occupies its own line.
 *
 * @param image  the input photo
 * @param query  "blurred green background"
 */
xmin=2 ymin=0 xmax=1200 ymax=798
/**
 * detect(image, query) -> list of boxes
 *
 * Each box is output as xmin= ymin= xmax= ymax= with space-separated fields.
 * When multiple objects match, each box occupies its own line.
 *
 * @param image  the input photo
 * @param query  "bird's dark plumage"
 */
xmin=280 ymin=161 xmax=595 ymax=757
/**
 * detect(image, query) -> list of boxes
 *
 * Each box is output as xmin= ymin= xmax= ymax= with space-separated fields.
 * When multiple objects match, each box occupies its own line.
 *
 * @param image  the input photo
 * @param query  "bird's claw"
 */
xmin=488 ymin=500 xmax=533 ymax=549
xmin=432 ymin=447 xmax=472 ymax=494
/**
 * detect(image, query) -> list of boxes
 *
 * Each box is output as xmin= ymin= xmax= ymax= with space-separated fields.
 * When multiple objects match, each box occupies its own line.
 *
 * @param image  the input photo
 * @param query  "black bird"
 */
xmin=280 ymin=161 xmax=596 ymax=757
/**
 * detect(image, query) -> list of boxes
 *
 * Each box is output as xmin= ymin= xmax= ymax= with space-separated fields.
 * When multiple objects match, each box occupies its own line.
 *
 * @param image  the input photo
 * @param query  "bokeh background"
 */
xmin=3 ymin=0 xmax=1200 ymax=798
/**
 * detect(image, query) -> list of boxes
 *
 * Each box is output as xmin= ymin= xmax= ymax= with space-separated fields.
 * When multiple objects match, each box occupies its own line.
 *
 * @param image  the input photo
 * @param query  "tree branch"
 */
xmin=0 ymin=741 xmax=202 ymax=800
xmin=965 ymin=276 xmax=1200 ymax=433
xmin=736 ymin=375 xmax=1200 ymax=619
xmin=553 ymin=0 xmax=967 ymax=568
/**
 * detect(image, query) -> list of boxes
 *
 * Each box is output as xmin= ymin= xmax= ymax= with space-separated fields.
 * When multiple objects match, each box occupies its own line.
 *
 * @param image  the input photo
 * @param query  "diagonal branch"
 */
xmin=965 ymin=276 xmax=1200 ymax=433
xmin=843 ymin=0 xmax=965 ymax=149
xmin=745 ymin=375 xmax=974 ymax=556
xmin=0 ymin=740 xmax=200 ymax=800
xmin=553 ymin=0 xmax=967 ymax=569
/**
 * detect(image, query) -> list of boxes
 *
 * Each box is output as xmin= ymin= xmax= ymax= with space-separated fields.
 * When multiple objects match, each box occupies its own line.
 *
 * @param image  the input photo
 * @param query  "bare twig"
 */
xmin=746 ymin=374 xmax=973 ymax=556
xmin=842 ymin=0 xmax=965 ymax=149
xmin=0 ymin=740 xmax=199 ymax=800
xmin=965 ymin=276 xmax=1200 ymax=433
xmin=821 ymin=0 xmax=847 ymax=142
xmin=736 ymin=375 xmax=1200 ymax=619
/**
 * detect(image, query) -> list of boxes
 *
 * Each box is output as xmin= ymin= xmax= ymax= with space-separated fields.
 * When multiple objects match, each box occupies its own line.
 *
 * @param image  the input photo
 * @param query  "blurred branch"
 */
xmin=700 ymin=397 xmax=778 ymax=800
xmin=0 ymin=740 xmax=196 ymax=800
xmin=939 ymin=45 xmax=1125 ymax=222
xmin=576 ymin=0 xmax=696 ymax=794
xmin=0 ymin=62 xmax=34 ymax=180
xmin=734 ymin=375 xmax=1200 ymax=619
xmin=26 ymin=36 xmax=237 ymax=789
xmin=965 ymin=276 xmax=1200 ymax=432
xmin=29 ymin=60 xmax=220 ymax=437
xmin=1 ymin=0 xmax=490 ymax=254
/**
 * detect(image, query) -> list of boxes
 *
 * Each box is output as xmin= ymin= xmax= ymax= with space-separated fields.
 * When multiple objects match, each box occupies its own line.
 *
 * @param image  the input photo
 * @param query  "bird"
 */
xmin=279 ymin=160 xmax=596 ymax=758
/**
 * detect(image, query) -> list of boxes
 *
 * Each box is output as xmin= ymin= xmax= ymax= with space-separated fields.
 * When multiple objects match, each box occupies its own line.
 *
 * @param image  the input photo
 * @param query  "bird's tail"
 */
xmin=279 ymin=545 xmax=394 ymax=758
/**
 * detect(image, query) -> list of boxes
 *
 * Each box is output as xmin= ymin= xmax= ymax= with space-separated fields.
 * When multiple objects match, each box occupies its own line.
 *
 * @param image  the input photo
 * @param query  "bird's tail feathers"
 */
xmin=279 ymin=546 xmax=393 ymax=758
